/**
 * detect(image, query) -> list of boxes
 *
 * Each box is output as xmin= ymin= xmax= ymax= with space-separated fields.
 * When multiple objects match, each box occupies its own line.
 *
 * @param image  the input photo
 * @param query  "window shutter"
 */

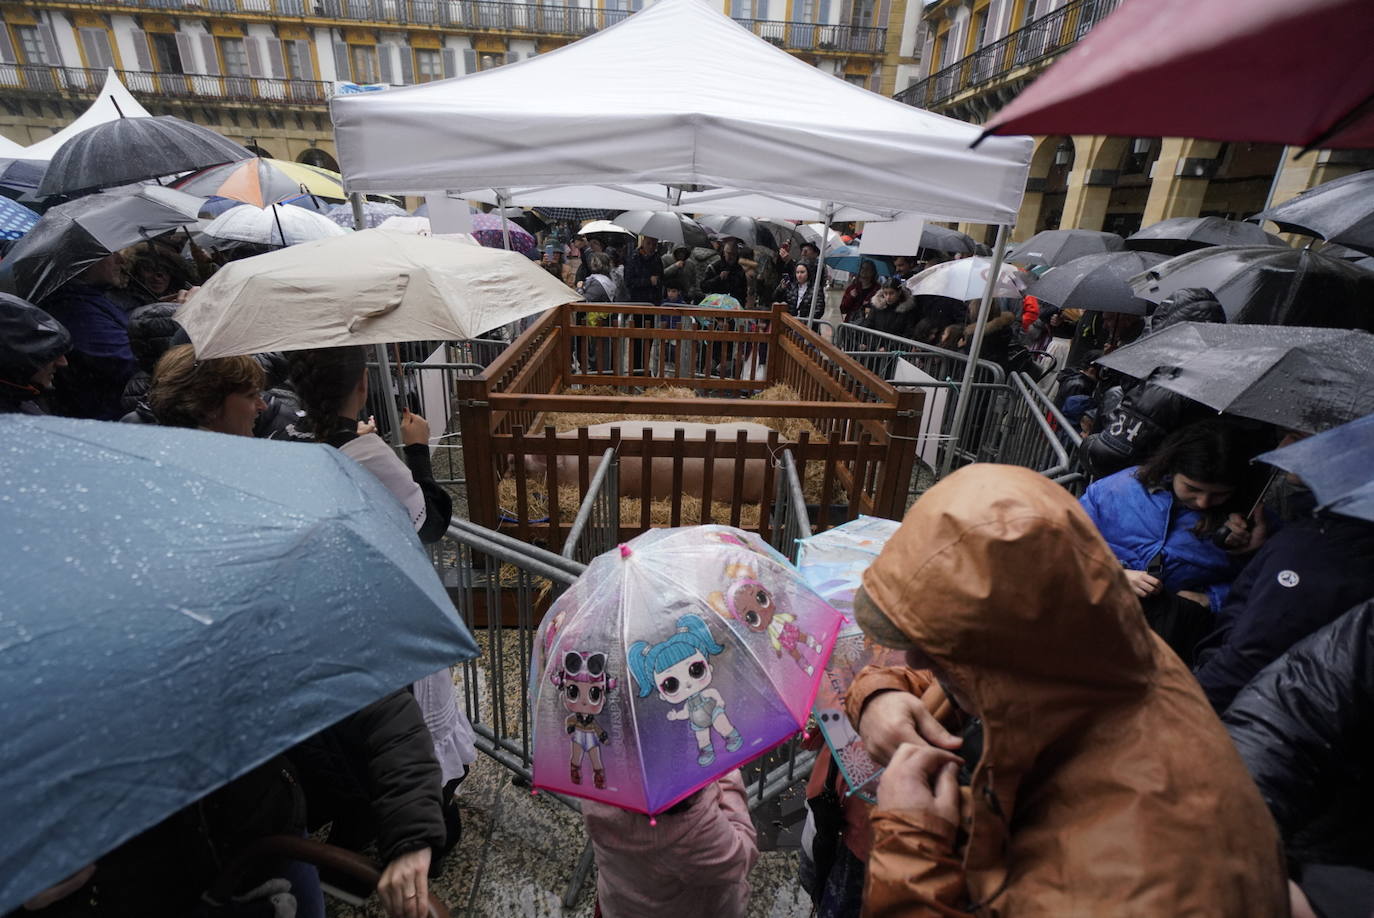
xmin=266 ymin=38 xmax=286 ymax=78
xmin=0 ymin=28 xmax=15 ymax=65
xmin=378 ymin=42 xmax=394 ymax=83
xmin=818 ymin=0 xmax=830 ymax=23
xmin=441 ymin=47 xmax=457 ymax=77
xmin=199 ymin=33 xmax=221 ymax=74
xmin=245 ymin=36 xmax=264 ymax=76
xmin=293 ymin=40 xmax=313 ymax=77
xmin=39 ymin=24 xmax=61 ymax=66
xmin=333 ymin=41 xmax=350 ymax=80
xmin=398 ymin=45 xmax=413 ymax=83
xmin=756 ymin=0 xmax=769 ymax=18
xmin=80 ymin=29 xmax=114 ymax=69
xmin=176 ymin=32 xmax=199 ymax=73
xmin=129 ymin=30 xmax=153 ymax=70
xmin=462 ymin=47 xmax=476 ymax=74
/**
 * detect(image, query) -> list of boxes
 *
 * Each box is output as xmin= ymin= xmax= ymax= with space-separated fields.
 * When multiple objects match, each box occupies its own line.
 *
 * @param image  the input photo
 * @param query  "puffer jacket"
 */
xmin=0 ymin=293 xmax=70 ymax=415
xmin=42 ymin=282 xmax=138 ymax=420
xmin=120 ymin=302 xmax=180 ymax=415
xmin=849 ymin=464 xmax=1287 ymax=918
xmin=1080 ymin=466 xmax=1244 ymax=611
xmin=1224 ymin=598 xmax=1374 ymax=872
xmin=1081 ymin=288 xmax=1226 ymax=479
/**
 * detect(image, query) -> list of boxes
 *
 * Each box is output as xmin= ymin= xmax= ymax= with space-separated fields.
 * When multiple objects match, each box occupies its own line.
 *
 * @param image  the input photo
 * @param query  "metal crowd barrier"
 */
xmin=996 ymin=372 xmax=1087 ymax=493
xmin=769 ymin=449 xmax=813 ymax=564
xmin=560 ymin=448 xmax=621 ymax=565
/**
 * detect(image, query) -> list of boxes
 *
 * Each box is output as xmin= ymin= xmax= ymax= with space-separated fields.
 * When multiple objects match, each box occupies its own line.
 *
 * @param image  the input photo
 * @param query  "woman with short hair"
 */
xmin=145 ymin=343 xmax=265 ymax=437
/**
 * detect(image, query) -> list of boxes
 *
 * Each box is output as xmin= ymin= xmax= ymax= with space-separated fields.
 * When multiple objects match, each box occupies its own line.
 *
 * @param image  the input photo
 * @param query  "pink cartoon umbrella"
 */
xmin=530 ymin=525 xmax=843 ymax=815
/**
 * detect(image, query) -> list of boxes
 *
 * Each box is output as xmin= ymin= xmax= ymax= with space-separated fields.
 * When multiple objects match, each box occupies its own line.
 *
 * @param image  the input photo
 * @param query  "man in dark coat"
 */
xmin=624 ymin=234 xmax=663 ymax=304
xmin=1194 ymin=487 xmax=1374 ymax=712
xmin=702 ymin=240 xmax=749 ymax=305
xmin=1224 ymin=599 xmax=1374 ymax=918
xmin=40 ymin=253 xmax=138 ymax=420
xmin=120 ymin=302 xmax=181 ymax=417
xmin=662 ymin=245 xmax=702 ymax=304
xmin=0 ymin=293 xmax=71 ymax=415
xmin=1080 ymin=287 xmax=1227 ymax=479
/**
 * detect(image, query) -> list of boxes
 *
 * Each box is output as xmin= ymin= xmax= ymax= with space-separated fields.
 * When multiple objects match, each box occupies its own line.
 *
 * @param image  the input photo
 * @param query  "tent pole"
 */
xmin=353 ymin=190 xmax=404 ymax=447
xmin=808 ymin=202 xmax=833 ymax=324
xmin=940 ymin=223 xmax=1009 ymax=478
xmin=497 ymin=190 xmax=513 ymax=250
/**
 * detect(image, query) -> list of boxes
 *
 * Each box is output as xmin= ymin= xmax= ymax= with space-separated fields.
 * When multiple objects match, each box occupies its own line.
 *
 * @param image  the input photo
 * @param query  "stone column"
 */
xmin=1140 ymin=138 xmax=1223 ymax=225
xmin=1057 ymin=135 xmax=1120 ymax=232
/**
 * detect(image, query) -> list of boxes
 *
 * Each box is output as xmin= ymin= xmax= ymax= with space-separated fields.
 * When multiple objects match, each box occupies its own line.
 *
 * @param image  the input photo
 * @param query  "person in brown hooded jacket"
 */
xmin=846 ymin=464 xmax=1289 ymax=918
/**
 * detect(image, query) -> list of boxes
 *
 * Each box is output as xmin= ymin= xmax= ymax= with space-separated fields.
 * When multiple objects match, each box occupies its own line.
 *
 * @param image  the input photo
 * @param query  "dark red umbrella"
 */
xmin=979 ymin=0 xmax=1374 ymax=151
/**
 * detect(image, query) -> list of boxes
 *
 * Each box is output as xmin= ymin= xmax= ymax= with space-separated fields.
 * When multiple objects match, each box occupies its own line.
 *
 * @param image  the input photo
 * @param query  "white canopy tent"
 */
xmin=21 ymin=70 xmax=151 ymax=162
xmin=331 ymin=0 xmax=1031 ymax=225
xmin=0 ymin=133 xmax=26 ymax=159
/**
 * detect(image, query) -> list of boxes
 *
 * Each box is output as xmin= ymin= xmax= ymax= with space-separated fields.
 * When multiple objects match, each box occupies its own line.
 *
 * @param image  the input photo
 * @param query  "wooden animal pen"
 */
xmin=454 ymin=302 xmax=922 ymax=550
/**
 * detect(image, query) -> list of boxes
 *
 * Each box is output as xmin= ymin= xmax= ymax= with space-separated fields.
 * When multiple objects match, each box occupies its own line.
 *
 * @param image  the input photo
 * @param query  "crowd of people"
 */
xmin=4 ymin=208 xmax=1372 ymax=918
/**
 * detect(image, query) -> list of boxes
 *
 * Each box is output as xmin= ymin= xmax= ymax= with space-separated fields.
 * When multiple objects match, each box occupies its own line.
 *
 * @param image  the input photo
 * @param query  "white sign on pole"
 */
xmin=860 ymin=214 xmax=926 ymax=257
xmin=419 ymin=345 xmax=451 ymax=447
xmin=893 ymin=357 xmax=948 ymax=468
xmin=424 ymin=192 xmax=473 ymax=235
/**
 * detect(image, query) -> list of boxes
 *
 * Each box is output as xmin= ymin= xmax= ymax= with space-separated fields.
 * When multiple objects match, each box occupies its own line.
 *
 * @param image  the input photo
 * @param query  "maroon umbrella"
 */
xmin=979 ymin=0 xmax=1374 ymax=151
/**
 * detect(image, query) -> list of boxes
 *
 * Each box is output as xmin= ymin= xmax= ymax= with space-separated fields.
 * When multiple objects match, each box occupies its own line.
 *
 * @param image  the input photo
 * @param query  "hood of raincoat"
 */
xmin=0 ymin=293 xmax=70 ymax=388
xmin=859 ymin=465 xmax=1287 ymax=916
xmin=1149 ymin=286 xmax=1226 ymax=332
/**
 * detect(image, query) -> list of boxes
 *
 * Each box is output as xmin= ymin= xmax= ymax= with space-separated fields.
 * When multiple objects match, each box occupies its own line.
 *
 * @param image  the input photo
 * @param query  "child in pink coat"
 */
xmin=580 ymin=769 xmax=759 ymax=918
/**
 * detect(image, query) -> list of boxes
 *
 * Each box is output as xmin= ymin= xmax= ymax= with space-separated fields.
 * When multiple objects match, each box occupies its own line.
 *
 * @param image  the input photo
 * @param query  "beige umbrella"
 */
xmin=177 ymin=228 xmax=580 ymax=358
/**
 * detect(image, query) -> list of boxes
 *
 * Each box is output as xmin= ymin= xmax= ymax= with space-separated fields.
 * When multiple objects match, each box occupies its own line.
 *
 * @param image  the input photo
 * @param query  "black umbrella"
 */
xmin=37 ymin=115 xmax=252 ymax=198
xmin=698 ymin=215 xmax=777 ymax=249
xmin=1096 ymin=322 xmax=1374 ymax=434
xmin=0 ymin=159 xmax=46 ymax=199
xmin=613 ymin=210 xmax=712 ymax=247
xmin=1008 ymin=229 xmax=1124 ymax=268
xmin=1249 ymin=170 xmax=1374 ymax=256
xmin=1026 ymin=250 xmax=1169 ymax=314
xmin=919 ymin=224 xmax=980 ymax=256
xmin=758 ymin=219 xmax=806 ymax=252
xmin=1125 ymin=216 xmax=1285 ymax=255
xmin=1130 ymin=245 xmax=1374 ymax=329
xmin=7 ymin=185 xmax=201 ymax=304
xmin=1316 ymin=242 xmax=1374 ymax=272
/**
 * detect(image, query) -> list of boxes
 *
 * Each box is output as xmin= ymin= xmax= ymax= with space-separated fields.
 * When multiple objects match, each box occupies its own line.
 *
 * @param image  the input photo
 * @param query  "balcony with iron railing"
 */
xmin=16 ymin=0 xmax=884 ymax=52
xmin=0 ymin=63 xmax=332 ymax=106
xmin=896 ymin=0 xmax=1120 ymax=112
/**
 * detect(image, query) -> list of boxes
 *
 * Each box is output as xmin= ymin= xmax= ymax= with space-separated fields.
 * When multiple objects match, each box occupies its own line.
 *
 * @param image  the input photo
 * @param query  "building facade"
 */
xmin=898 ymin=0 xmax=1374 ymax=243
xmin=0 ymin=0 xmax=918 ymax=166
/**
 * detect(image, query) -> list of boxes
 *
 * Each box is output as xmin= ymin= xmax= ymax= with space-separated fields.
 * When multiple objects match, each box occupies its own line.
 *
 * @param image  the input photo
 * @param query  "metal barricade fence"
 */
xmin=560 ymin=448 xmax=621 ymax=565
xmin=769 ymin=449 xmax=813 ymax=564
xmin=995 ymin=372 xmax=1087 ymax=493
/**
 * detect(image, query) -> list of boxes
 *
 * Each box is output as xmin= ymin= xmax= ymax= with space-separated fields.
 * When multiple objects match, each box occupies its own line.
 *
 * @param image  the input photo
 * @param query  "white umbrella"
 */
xmin=377 ymin=215 xmax=433 ymax=234
xmin=177 ymin=229 xmax=581 ymax=358
xmin=797 ymin=223 xmax=845 ymax=249
xmin=203 ymin=203 xmax=348 ymax=247
xmin=903 ymin=256 xmax=1026 ymax=302
xmin=611 ymin=210 xmax=711 ymax=247
xmin=580 ymin=219 xmax=634 ymax=237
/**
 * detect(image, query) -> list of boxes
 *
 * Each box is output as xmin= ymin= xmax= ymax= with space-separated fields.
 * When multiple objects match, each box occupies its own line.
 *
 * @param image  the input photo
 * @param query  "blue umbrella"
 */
xmin=823 ymin=245 xmax=894 ymax=276
xmin=0 ymin=416 xmax=479 ymax=913
xmin=0 ymin=195 xmax=39 ymax=241
xmin=1258 ymin=413 xmax=1374 ymax=523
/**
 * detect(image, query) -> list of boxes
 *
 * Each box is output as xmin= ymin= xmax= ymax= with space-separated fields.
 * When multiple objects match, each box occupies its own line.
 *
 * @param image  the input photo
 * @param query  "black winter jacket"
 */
xmin=288 ymin=690 xmax=445 ymax=864
xmin=1080 ymin=288 xmax=1226 ymax=479
xmin=1194 ymin=494 xmax=1374 ymax=712
xmin=0 ymin=293 xmax=70 ymax=415
xmin=701 ymin=258 xmax=749 ymax=305
xmin=1224 ymin=598 xmax=1374 ymax=871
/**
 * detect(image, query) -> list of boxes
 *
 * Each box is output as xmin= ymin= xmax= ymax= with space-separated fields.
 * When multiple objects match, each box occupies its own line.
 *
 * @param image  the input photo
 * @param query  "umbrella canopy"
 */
xmin=824 ymin=245 xmax=894 ymax=276
xmin=469 ymin=212 xmax=537 ymax=254
xmin=795 ymin=516 xmax=905 ymax=801
xmin=758 ymin=219 xmax=806 ymax=252
xmin=0 ymin=158 xmax=47 ymax=197
xmin=530 ymin=526 xmax=842 ymax=814
xmin=903 ymin=256 xmax=1025 ymax=302
xmin=980 ymin=0 xmax=1374 ymax=151
xmin=1125 ymin=216 xmax=1285 ymax=256
xmin=1316 ymin=242 xmax=1374 ymax=272
xmin=1257 ymin=413 xmax=1374 ymax=523
xmin=37 ymin=116 xmax=252 ymax=197
xmin=325 ymin=199 xmax=408 ymax=230
xmin=1096 ymin=322 xmax=1374 ymax=434
xmin=698 ymin=293 xmax=742 ymax=310
xmin=918 ymin=224 xmax=980 ymax=256
xmin=797 ymin=223 xmax=845 ymax=250
xmin=1026 ymin=250 xmax=1169 ymax=315
xmin=1130 ymin=245 xmax=1374 ymax=329
xmin=177 ymin=229 xmax=579 ymax=358
xmin=697 ymin=215 xmax=776 ymax=249
xmin=0 ymin=415 xmax=478 ymax=914
xmin=204 ymin=202 xmax=349 ymax=247
xmin=612 ymin=211 xmax=710 ymax=247
xmin=6 ymin=185 xmax=201 ymax=304
xmin=0 ymin=196 xmax=39 ymax=241
xmin=536 ymin=206 xmax=617 ymax=223
xmin=174 ymin=156 xmax=347 ymax=207
xmin=1249 ymin=170 xmax=1374 ymax=255
xmin=1008 ymin=229 xmax=1124 ymax=268
xmin=580 ymin=218 xmax=635 ymax=238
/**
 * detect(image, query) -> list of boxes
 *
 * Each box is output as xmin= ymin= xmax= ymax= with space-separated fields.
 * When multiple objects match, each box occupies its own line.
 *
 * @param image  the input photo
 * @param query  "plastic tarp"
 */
xmin=330 ymin=0 xmax=1032 ymax=225
xmin=21 ymin=69 xmax=152 ymax=162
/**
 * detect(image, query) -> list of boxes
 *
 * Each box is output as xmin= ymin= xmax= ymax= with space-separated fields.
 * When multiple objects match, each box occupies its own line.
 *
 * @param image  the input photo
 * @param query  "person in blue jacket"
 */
xmin=1079 ymin=420 xmax=1269 ymax=614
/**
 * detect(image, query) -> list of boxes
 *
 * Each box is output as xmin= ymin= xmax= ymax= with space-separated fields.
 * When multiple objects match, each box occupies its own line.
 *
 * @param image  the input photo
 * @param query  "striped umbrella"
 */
xmin=173 ymin=157 xmax=346 ymax=207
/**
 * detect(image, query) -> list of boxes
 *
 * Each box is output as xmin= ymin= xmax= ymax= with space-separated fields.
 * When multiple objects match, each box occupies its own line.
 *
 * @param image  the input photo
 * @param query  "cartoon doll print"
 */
xmin=711 ymin=562 xmax=824 ymax=675
xmin=629 ymin=614 xmax=743 ymax=767
xmin=553 ymin=650 xmax=616 ymax=789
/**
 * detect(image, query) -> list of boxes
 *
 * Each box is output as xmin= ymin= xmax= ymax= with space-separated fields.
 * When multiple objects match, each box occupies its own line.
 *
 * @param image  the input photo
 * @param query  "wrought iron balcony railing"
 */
xmin=0 ymin=63 xmax=332 ymax=106
xmin=731 ymin=17 xmax=885 ymax=54
xmin=895 ymin=0 xmax=1121 ymax=110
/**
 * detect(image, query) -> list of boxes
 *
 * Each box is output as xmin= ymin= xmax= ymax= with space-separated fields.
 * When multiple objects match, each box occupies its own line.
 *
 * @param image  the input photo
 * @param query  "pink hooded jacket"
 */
xmin=581 ymin=770 xmax=759 ymax=918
